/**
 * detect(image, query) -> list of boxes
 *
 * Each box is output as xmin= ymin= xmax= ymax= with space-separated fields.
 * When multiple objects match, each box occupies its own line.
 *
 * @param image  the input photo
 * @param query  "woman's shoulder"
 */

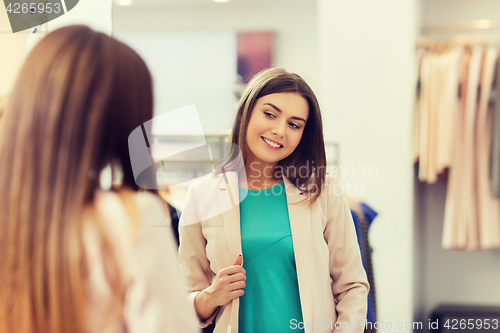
xmin=93 ymin=190 xmax=164 ymax=218
xmin=89 ymin=190 xmax=171 ymax=245
xmin=188 ymin=172 xmax=226 ymax=193
xmin=94 ymin=189 xmax=162 ymax=208
xmin=317 ymin=174 xmax=345 ymax=203
xmin=86 ymin=189 xmax=175 ymax=272
xmin=323 ymin=173 xmax=343 ymax=190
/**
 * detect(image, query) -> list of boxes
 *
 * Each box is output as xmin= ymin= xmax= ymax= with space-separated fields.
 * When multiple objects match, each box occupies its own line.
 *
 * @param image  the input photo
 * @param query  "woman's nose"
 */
xmin=271 ymin=121 xmax=286 ymax=138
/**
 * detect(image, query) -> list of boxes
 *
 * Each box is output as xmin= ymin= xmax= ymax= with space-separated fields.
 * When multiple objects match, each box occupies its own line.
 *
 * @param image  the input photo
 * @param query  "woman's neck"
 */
xmin=240 ymin=160 xmax=282 ymax=190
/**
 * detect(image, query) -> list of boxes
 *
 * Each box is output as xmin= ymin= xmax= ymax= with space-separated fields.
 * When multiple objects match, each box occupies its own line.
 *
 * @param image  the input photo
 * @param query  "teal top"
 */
xmin=238 ymin=181 xmax=304 ymax=333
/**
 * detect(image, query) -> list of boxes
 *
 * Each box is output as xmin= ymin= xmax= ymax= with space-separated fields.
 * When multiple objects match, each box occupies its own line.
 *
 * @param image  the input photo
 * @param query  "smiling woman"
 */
xmin=244 ymin=92 xmax=309 ymax=178
xmin=178 ymin=68 xmax=369 ymax=333
xmin=224 ymin=68 xmax=327 ymax=198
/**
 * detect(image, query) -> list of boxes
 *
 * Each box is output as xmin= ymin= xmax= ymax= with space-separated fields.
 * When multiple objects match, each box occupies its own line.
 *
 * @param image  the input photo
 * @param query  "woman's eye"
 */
xmin=289 ymin=122 xmax=300 ymax=129
xmin=264 ymin=112 xmax=276 ymax=118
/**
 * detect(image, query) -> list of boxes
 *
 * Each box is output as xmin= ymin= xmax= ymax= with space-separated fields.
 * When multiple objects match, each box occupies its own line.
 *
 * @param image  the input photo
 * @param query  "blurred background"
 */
xmin=1 ymin=0 xmax=500 ymax=332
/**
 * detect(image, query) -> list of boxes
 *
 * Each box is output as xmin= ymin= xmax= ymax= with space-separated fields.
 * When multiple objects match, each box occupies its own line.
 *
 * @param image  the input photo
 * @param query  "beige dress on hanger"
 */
xmin=426 ymin=52 xmax=442 ymax=183
xmin=475 ymin=47 xmax=500 ymax=249
xmin=461 ymin=46 xmax=484 ymax=250
xmin=437 ymin=48 xmax=462 ymax=173
xmin=442 ymin=48 xmax=472 ymax=249
xmin=413 ymin=48 xmax=425 ymax=163
xmin=418 ymin=52 xmax=431 ymax=182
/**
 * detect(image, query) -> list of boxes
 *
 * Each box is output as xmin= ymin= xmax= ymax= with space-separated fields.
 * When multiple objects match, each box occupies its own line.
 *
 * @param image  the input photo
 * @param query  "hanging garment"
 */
xmin=414 ymin=48 xmax=426 ymax=163
xmin=419 ymin=50 xmax=447 ymax=183
xmin=349 ymin=200 xmax=378 ymax=327
xmin=442 ymin=48 xmax=472 ymax=249
xmin=490 ymin=57 xmax=500 ymax=198
xmin=436 ymin=48 xmax=463 ymax=173
xmin=418 ymin=53 xmax=432 ymax=182
xmin=418 ymin=47 xmax=463 ymax=183
xmin=443 ymin=47 xmax=481 ymax=249
xmin=475 ymin=48 xmax=500 ymax=249
xmin=426 ymin=52 xmax=441 ymax=183
xmin=461 ymin=46 xmax=483 ymax=250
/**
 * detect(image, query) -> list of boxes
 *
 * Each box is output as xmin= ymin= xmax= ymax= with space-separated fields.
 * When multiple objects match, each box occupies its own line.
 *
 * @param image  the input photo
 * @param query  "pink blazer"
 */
xmin=178 ymin=172 xmax=369 ymax=333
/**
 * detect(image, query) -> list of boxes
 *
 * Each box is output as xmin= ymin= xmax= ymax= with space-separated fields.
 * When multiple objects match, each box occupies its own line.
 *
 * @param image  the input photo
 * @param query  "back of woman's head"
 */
xmin=2 ymin=24 xmax=153 ymax=199
xmin=0 ymin=25 xmax=153 ymax=333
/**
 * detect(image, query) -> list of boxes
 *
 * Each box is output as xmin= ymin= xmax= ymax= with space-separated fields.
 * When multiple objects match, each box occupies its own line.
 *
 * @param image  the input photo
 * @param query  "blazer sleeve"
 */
xmin=324 ymin=177 xmax=370 ymax=332
xmin=177 ymin=184 xmax=218 ymax=328
xmin=123 ymin=193 xmax=200 ymax=333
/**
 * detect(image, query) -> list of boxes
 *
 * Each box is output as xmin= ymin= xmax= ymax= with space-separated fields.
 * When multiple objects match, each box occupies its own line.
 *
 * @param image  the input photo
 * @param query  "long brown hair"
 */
xmin=0 ymin=25 xmax=153 ymax=333
xmin=223 ymin=68 xmax=326 ymax=203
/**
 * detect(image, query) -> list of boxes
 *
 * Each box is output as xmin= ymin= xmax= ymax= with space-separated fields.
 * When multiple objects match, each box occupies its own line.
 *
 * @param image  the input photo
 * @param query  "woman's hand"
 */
xmin=194 ymin=255 xmax=246 ymax=320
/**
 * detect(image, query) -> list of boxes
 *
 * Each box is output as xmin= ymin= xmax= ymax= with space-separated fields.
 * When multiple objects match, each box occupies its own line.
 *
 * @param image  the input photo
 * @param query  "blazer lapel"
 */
xmin=218 ymin=171 xmax=242 ymax=260
xmin=284 ymin=176 xmax=314 ymax=330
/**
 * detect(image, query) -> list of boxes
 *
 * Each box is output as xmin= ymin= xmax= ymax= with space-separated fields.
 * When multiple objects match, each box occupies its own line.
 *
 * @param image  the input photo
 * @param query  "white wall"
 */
xmin=317 ymin=1 xmax=417 ymax=332
xmin=116 ymin=30 xmax=237 ymax=134
xmin=419 ymin=0 xmax=500 ymax=327
xmin=422 ymin=0 xmax=500 ymax=26
xmin=113 ymin=0 xmax=318 ymax=91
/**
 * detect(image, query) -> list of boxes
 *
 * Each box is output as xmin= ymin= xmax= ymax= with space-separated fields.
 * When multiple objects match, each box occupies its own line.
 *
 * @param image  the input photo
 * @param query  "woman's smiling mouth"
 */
xmin=261 ymin=136 xmax=283 ymax=149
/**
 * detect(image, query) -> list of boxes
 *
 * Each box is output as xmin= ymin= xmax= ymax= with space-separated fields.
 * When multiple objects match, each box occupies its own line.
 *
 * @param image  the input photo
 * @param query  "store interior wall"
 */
xmin=422 ymin=0 xmax=500 ymax=27
xmin=113 ymin=0 xmax=318 ymax=92
xmin=418 ymin=0 xmax=500 ymax=328
xmin=115 ymin=30 xmax=238 ymax=134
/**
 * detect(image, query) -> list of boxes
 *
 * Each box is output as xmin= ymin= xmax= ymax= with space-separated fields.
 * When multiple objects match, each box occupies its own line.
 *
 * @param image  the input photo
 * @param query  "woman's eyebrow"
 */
xmin=263 ymin=102 xmax=307 ymax=123
xmin=264 ymin=102 xmax=282 ymax=113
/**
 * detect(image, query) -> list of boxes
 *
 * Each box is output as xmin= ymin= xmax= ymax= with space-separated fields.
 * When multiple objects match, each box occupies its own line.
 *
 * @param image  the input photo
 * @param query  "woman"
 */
xmin=0 ymin=26 xmax=198 ymax=333
xmin=178 ymin=68 xmax=369 ymax=333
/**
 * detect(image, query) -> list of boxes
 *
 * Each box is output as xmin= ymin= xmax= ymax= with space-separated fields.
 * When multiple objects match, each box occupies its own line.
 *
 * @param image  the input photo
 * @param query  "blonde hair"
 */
xmin=0 ymin=25 xmax=153 ymax=333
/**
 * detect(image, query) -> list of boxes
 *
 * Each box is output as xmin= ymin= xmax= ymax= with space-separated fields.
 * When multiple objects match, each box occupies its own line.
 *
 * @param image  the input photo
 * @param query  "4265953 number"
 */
xmin=444 ymin=318 xmax=499 ymax=330
xmin=6 ymin=2 xmax=61 ymax=14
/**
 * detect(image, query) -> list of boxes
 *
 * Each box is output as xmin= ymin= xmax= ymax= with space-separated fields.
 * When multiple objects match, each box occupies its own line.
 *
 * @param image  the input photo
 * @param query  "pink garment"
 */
xmin=436 ymin=48 xmax=462 ymax=173
xmin=84 ymin=191 xmax=199 ymax=333
xmin=461 ymin=46 xmax=483 ymax=249
xmin=418 ymin=47 xmax=463 ymax=184
xmin=426 ymin=52 xmax=441 ymax=183
xmin=443 ymin=46 xmax=500 ymax=250
xmin=414 ymin=48 xmax=425 ymax=162
xmin=442 ymin=49 xmax=471 ymax=249
xmin=475 ymin=48 xmax=500 ymax=249
xmin=418 ymin=52 xmax=431 ymax=182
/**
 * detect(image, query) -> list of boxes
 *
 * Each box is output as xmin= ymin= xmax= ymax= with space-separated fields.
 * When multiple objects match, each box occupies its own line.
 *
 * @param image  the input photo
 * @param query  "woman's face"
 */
xmin=245 ymin=92 xmax=309 ymax=167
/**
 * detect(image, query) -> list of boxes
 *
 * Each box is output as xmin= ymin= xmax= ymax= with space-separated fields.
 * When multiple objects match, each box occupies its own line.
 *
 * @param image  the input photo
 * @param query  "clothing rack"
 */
xmin=414 ymin=33 xmax=500 ymax=249
xmin=422 ymin=19 xmax=500 ymax=35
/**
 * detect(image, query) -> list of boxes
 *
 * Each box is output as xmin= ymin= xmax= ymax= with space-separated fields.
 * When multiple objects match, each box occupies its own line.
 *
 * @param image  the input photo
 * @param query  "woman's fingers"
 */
xmin=208 ymin=258 xmax=247 ymax=306
xmin=229 ymin=280 xmax=246 ymax=291
xmin=233 ymin=255 xmax=243 ymax=266
xmin=229 ymin=289 xmax=245 ymax=299
xmin=226 ymin=272 xmax=246 ymax=283
xmin=220 ymin=264 xmax=246 ymax=276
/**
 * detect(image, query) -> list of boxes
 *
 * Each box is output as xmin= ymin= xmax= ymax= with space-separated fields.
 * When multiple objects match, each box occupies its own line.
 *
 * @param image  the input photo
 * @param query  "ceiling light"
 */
xmin=213 ymin=0 xmax=230 ymax=3
xmin=115 ymin=0 xmax=132 ymax=6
